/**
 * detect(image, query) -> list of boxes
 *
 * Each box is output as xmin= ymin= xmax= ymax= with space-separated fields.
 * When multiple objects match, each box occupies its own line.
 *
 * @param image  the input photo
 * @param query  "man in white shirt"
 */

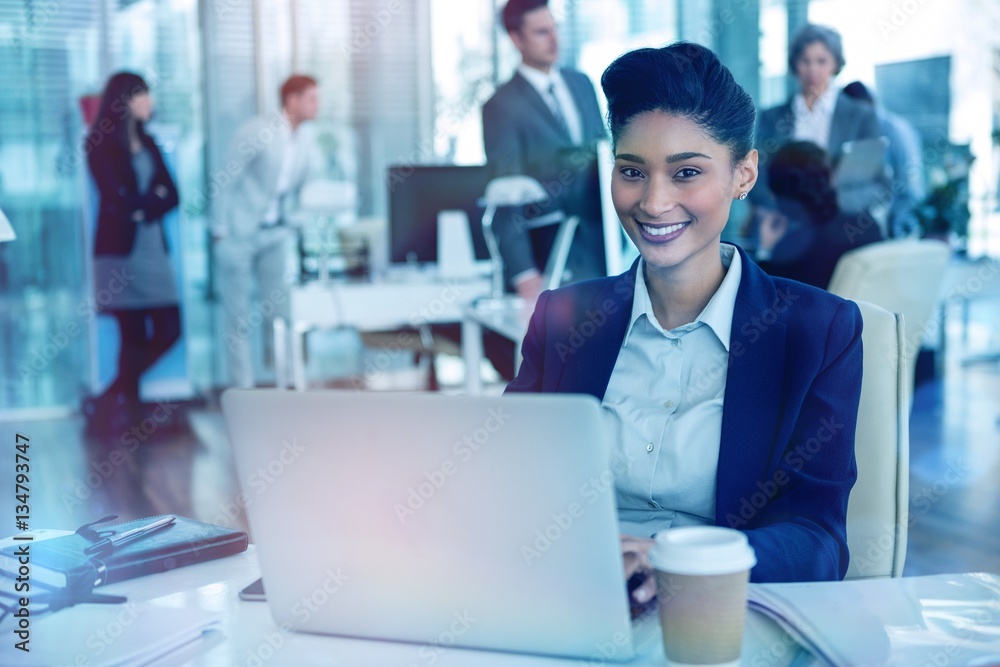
xmin=482 ymin=0 xmax=607 ymax=303
xmin=213 ymin=75 xmax=319 ymax=388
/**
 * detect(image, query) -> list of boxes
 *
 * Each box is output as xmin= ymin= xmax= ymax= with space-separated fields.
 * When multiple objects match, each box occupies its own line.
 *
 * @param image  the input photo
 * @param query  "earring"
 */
xmin=738 ymin=192 xmax=748 ymax=200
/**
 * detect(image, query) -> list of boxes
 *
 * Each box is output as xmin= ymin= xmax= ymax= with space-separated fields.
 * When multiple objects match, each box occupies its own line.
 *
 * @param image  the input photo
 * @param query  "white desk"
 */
xmin=461 ymin=298 xmax=532 ymax=395
xmin=275 ymin=273 xmax=491 ymax=390
xmin=42 ymin=548 xmax=813 ymax=666
xmin=937 ymin=255 xmax=1000 ymax=370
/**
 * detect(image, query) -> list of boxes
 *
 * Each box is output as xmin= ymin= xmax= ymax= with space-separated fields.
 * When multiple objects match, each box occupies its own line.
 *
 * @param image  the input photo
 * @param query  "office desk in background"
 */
xmin=34 ymin=547 xmax=813 ymax=666
xmin=274 ymin=272 xmax=491 ymax=390
xmin=462 ymin=297 xmax=532 ymax=395
xmin=937 ymin=254 xmax=1000 ymax=371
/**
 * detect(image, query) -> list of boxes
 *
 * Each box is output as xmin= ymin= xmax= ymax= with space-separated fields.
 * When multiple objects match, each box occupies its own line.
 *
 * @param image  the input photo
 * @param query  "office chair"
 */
xmin=827 ymin=239 xmax=951 ymax=400
xmin=844 ymin=300 xmax=909 ymax=579
xmin=479 ymin=176 xmax=579 ymax=300
xmin=296 ymin=179 xmax=358 ymax=281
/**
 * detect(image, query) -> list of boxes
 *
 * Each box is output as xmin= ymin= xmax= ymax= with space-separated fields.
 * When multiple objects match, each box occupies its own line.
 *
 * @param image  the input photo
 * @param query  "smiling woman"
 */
xmin=610 ymin=113 xmax=756 ymax=329
xmin=506 ymin=42 xmax=866 ymax=605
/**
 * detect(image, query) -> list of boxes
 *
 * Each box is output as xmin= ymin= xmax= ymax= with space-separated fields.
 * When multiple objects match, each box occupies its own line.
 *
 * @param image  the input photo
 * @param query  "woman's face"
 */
xmin=611 ymin=111 xmax=756 ymax=276
xmin=794 ymin=41 xmax=838 ymax=96
xmin=127 ymin=92 xmax=153 ymax=122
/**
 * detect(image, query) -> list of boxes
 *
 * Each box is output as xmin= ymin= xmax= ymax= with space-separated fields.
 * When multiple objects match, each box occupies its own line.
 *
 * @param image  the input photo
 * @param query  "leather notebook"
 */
xmin=0 ymin=515 xmax=248 ymax=589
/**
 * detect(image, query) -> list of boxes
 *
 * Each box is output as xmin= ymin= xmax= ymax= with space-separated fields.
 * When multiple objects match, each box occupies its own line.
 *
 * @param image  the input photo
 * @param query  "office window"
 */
xmin=876 ymin=57 xmax=951 ymax=146
xmin=430 ymin=0 xmax=494 ymax=165
xmin=759 ymin=0 xmax=789 ymax=109
xmin=293 ymin=0 xmax=356 ymax=182
xmin=0 ymin=0 xmax=204 ymax=410
xmin=0 ymin=0 xmax=103 ymax=409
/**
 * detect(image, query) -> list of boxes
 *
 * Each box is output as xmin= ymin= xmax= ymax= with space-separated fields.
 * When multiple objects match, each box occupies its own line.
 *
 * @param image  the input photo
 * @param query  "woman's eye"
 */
xmin=619 ymin=167 xmax=643 ymax=179
xmin=676 ymin=168 xmax=700 ymax=179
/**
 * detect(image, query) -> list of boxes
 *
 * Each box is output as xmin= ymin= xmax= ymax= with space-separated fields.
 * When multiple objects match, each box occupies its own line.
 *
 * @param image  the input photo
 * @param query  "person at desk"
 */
xmin=753 ymin=24 xmax=881 ymax=218
xmin=755 ymin=141 xmax=883 ymax=289
xmin=83 ymin=72 xmax=181 ymax=430
xmin=482 ymin=0 xmax=607 ymax=302
xmin=213 ymin=75 xmax=320 ymax=388
xmin=506 ymin=44 xmax=863 ymax=600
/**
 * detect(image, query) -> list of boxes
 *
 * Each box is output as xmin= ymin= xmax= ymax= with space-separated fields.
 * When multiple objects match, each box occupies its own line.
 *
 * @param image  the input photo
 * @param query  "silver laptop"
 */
xmin=221 ymin=389 xmax=637 ymax=662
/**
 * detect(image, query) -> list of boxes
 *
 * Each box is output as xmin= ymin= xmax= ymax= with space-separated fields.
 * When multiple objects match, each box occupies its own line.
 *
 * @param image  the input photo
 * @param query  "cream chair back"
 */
xmin=845 ymin=300 xmax=909 ymax=578
xmin=827 ymin=239 xmax=951 ymax=397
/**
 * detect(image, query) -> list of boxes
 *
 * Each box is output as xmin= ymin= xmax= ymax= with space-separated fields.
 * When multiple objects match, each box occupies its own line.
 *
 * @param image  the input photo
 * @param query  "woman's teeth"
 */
xmin=642 ymin=222 xmax=687 ymax=236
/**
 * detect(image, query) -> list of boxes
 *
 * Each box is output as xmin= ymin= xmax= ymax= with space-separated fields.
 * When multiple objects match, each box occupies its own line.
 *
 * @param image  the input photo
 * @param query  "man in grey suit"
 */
xmin=482 ymin=0 xmax=607 ymax=302
xmin=213 ymin=75 xmax=319 ymax=388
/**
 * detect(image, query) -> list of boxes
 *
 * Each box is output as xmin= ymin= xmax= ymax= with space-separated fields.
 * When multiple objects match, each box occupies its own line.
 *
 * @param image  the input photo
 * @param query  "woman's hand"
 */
xmin=621 ymin=535 xmax=657 ymax=617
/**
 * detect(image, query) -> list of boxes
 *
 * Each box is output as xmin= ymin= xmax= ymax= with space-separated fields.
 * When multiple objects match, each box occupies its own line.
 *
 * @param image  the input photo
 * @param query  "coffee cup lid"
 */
xmin=648 ymin=526 xmax=756 ymax=576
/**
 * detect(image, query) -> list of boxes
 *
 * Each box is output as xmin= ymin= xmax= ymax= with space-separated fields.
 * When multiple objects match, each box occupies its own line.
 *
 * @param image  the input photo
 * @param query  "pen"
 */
xmin=84 ymin=515 xmax=177 ymax=555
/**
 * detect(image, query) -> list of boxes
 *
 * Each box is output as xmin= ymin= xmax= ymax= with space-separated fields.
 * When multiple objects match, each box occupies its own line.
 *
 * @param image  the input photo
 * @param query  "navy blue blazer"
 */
xmin=506 ymin=245 xmax=862 ymax=583
xmin=89 ymin=132 xmax=179 ymax=257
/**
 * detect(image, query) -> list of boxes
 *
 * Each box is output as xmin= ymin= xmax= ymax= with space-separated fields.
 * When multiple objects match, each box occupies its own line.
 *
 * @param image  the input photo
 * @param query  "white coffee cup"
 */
xmin=648 ymin=526 xmax=757 ymax=667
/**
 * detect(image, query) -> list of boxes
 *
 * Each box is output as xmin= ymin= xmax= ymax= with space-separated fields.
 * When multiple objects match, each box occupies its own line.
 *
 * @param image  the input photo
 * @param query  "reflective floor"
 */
xmin=0 ymin=296 xmax=999 ymax=578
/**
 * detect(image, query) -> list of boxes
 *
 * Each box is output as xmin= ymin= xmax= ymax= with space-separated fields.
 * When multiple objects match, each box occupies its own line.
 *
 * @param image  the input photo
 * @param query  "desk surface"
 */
xmin=289 ymin=275 xmax=492 ymax=331
xmin=41 ymin=548 xmax=811 ymax=667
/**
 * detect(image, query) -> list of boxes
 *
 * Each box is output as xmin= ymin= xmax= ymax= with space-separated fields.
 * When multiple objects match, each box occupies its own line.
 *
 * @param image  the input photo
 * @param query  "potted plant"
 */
xmin=914 ymin=146 xmax=973 ymax=248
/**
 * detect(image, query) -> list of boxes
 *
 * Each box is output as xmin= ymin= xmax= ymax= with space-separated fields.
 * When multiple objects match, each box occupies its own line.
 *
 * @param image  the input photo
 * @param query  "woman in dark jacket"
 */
xmin=83 ymin=72 xmax=181 ymax=429
xmin=755 ymin=140 xmax=883 ymax=289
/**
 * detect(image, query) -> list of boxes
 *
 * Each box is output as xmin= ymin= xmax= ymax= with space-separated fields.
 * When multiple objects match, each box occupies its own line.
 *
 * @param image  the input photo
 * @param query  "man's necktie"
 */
xmin=547 ymin=83 xmax=570 ymax=137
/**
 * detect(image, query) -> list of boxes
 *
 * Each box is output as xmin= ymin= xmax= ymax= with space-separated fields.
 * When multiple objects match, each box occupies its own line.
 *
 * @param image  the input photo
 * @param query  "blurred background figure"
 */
xmin=83 ymin=72 xmax=181 ymax=433
xmin=842 ymin=80 xmax=927 ymax=239
xmin=482 ymin=0 xmax=607 ymax=303
xmin=753 ymin=24 xmax=882 ymax=233
xmin=756 ymin=141 xmax=883 ymax=289
xmin=213 ymin=75 xmax=320 ymax=389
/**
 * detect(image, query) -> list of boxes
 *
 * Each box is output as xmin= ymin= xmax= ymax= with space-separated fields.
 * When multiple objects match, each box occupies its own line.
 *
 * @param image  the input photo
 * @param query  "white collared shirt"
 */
xmin=602 ymin=245 xmax=742 ymax=537
xmin=517 ymin=63 xmax=583 ymax=145
xmin=262 ymin=114 xmax=301 ymax=225
xmin=792 ymin=86 xmax=838 ymax=150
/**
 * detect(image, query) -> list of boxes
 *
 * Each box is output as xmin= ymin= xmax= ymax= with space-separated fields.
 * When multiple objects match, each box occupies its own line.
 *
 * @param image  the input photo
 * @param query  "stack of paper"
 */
xmin=5 ymin=603 xmax=221 ymax=666
xmin=748 ymin=572 xmax=1000 ymax=666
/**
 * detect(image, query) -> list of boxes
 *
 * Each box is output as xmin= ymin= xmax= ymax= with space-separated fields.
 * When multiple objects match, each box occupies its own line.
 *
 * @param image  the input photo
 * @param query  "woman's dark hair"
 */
xmin=767 ymin=141 xmax=839 ymax=224
xmin=87 ymin=71 xmax=150 ymax=151
xmin=788 ymin=24 xmax=845 ymax=76
xmin=600 ymin=42 xmax=756 ymax=163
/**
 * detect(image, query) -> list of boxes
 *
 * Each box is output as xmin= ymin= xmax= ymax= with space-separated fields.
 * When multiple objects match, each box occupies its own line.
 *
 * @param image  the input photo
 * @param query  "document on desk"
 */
xmin=747 ymin=572 xmax=1000 ymax=666
xmin=10 ymin=602 xmax=221 ymax=666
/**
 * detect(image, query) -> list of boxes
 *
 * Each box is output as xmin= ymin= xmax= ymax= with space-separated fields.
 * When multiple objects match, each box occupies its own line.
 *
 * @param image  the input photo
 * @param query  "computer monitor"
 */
xmin=386 ymin=164 xmax=492 ymax=266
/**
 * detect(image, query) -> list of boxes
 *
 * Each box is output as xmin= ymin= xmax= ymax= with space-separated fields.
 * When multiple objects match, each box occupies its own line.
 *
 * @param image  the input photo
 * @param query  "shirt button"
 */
xmin=646 ymin=443 xmax=654 ymax=453
xmin=671 ymin=339 xmax=679 ymax=347
xmin=664 ymin=400 xmax=673 ymax=408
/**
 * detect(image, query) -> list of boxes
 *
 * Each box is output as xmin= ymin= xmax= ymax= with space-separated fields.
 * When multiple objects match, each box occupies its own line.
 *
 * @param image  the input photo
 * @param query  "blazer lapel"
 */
xmin=827 ymin=92 xmax=852 ymax=158
xmin=562 ymin=71 xmax=594 ymax=142
xmin=779 ymin=101 xmax=796 ymax=144
xmin=716 ymin=247 xmax=788 ymax=524
xmin=555 ymin=261 xmax=637 ymax=399
xmin=512 ymin=72 xmax=571 ymax=141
